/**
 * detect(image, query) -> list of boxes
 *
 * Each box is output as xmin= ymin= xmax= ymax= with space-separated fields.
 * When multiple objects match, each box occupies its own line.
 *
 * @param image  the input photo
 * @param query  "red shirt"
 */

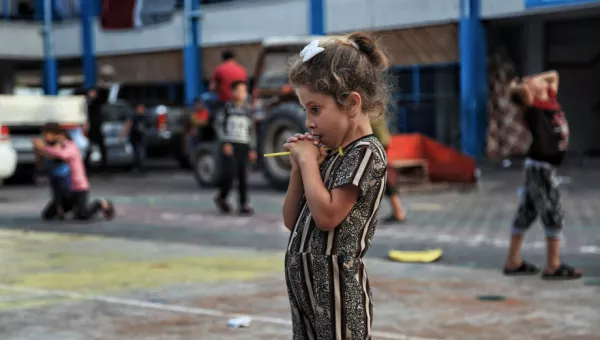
xmin=212 ymin=61 xmax=248 ymax=101
xmin=194 ymin=109 xmax=209 ymax=122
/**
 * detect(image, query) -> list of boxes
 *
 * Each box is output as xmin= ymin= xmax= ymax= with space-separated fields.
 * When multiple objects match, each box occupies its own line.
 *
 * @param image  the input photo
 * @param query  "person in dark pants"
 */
xmin=34 ymin=123 xmax=115 ymax=221
xmin=120 ymin=103 xmax=147 ymax=172
xmin=213 ymin=81 xmax=257 ymax=215
xmin=84 ymin=86 xmax=109 ymax=172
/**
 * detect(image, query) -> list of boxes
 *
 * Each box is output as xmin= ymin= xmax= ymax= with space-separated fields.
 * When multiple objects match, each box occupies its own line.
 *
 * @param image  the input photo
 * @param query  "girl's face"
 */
xmin=296 ymin=86 xmax=351 ymax=149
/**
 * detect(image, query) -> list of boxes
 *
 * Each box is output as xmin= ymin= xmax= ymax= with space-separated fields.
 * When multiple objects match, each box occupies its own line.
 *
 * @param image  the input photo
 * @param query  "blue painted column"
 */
xmin=3 ymin=0 xmax=9 ymax=19
xmin=183 ymin=0 xmax=201 ymax=106
xmin=80 ymin=0 xmax=96 ymax=89
xmin=459 ymin=0 xmax=487 ymax=159
xmin=309 ymin=0 xmax=325 ymax=35
xmin=474 ymin=17 xmax=488 ymax=159
xmin=42 ymin=0 xmax=58 ymax=95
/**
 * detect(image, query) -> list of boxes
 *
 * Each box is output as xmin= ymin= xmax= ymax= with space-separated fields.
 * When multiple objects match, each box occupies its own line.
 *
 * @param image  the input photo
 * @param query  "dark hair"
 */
xmin=288 ymin=32 xmax=392 ymax=118
xmin=41 ymin=122 xmax=72 ymax=140
xmin=231 ymin=80 xmax=247 ymax=91
xmin=510 ymin=92 xmax=524 ymax=107
xmin=222 ymin=50 xmax=235 ymax=61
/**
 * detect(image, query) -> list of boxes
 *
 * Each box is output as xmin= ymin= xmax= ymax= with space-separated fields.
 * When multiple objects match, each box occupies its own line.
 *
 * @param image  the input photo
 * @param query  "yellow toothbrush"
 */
xmin=264 ymin=146 xmax=344 ymax=157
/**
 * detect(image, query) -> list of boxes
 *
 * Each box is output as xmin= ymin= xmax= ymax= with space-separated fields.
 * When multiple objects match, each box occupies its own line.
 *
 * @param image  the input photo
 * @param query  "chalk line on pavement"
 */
xmin=0 ymin=284 xmax=439 ymax=340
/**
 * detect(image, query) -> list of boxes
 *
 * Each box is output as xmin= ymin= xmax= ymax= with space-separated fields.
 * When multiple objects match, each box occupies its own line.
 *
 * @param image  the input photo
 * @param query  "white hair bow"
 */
xmin=300 ymin=40 xmax=325 ymax=62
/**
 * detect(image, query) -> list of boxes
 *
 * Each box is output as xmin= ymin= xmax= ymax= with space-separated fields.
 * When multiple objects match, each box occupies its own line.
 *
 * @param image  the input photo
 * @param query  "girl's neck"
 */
xmin=338 ymin=116 xmax=373 ymax=149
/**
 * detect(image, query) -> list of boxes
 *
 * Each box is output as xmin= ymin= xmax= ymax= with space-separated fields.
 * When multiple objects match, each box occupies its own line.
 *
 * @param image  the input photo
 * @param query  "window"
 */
xmin=389 ymin=63 xmax=460 ymax=147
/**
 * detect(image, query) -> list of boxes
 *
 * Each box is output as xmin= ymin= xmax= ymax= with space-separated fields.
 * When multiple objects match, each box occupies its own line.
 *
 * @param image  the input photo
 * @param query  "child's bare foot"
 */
xmin=99 ymin=199 xmax=116 ymax=220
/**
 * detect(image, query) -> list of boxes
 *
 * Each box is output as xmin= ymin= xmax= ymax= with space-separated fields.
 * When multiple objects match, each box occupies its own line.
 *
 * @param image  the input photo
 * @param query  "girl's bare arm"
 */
xmin=298 ymin=158 xmax=359 ymax=231
xmin=510 ymin=82 xmax=534 ymax=107
xmin=282 ymin=168 xmax=304 ymax=231
xmin=536 ymin=70 xmax=559 ymax=92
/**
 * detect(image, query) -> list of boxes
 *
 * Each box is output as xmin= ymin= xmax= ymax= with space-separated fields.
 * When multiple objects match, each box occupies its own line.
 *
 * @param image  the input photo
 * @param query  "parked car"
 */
xmin=0 ymin=124 xmax=17 ymax=182
xmin=87 ymin=100 xmax=136 ymax=169
xmin=144 ymin=104 xmax=185 ymax=161
xmin=105 ymin=84 xmax=185 ymax=162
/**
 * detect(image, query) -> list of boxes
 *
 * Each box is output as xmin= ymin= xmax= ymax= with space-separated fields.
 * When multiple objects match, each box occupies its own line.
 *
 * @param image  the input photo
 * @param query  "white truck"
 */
xmin=0 ymin=95 xmax=88 ymax=183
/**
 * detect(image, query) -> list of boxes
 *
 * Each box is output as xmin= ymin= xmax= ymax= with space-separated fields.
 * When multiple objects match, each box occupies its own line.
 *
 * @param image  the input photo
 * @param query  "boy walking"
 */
xmin=213 ymin=81 xmax=257 ymax=215
xmin=121 ymin=103 xmax=147 ymax=172
xmin=504 ymin=70 xmax=582 ymax=280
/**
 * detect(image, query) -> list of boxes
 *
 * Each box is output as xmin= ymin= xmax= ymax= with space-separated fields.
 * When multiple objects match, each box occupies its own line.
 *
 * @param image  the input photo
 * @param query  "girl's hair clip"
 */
xmin=300 ymin=40 xmax=325 ymax=62
xmin=349 ymin=40 xmax=359 ymax=50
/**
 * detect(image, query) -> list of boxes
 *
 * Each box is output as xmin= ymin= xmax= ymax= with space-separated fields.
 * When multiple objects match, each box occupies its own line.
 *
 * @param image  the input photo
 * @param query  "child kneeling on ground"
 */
xmin=34 ymin=123 xmax=116 ymax=221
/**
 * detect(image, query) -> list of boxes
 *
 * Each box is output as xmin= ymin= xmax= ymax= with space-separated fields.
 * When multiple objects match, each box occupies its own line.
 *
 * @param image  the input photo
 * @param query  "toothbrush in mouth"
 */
xmin=263 ymin=135 xmax=343 ymax=158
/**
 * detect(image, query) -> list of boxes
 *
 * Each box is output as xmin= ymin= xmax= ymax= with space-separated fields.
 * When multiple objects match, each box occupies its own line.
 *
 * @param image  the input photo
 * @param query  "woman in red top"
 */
xmin=34 ymin=123 xmax=115 ymax=221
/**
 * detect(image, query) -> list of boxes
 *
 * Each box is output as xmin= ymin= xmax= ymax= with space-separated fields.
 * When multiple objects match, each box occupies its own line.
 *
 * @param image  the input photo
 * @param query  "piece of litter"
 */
xmin=228 ymin=316 xmax=252 ymax=328
xmin=477 ymin=295 xmax=506 ymax=302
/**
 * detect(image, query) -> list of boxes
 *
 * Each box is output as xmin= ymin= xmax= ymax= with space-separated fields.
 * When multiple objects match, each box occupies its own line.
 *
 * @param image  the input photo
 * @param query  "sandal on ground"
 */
xmin=239 ymin=206 xmax=254 ymax=216
xmin=503 ymin=260 xmax=540 ymax=276
xmin=383 ymin=214 xmax=406 ymax=224
xmin=214 ymin=197 xmax=231 ymax=214
xmin=541 ymin=263 xmax=583 ymax=280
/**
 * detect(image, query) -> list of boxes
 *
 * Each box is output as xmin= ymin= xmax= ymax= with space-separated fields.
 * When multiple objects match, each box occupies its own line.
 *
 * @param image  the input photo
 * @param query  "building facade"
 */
xmin=1 ymin=0 xmax=599 ymax=159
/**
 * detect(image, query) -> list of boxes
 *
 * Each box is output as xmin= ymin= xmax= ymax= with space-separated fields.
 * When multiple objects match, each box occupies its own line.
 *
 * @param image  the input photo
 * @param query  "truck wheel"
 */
xmin=260 ymin=114 xmax=306 ymax=191
xmin=192 ymin=143 xmax=221 ymax=188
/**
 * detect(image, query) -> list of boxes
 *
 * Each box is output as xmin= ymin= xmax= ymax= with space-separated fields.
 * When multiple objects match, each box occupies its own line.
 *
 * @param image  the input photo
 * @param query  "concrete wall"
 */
xmin=0 ymin=0 xmax=525 ymax=60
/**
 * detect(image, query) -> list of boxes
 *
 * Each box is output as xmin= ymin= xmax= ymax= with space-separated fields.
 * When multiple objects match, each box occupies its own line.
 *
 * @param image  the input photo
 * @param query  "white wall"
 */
xmin=0 ymin=21 xmax=43 ymax=59
xmin=0 ymin=0 xmax=526 ymax=60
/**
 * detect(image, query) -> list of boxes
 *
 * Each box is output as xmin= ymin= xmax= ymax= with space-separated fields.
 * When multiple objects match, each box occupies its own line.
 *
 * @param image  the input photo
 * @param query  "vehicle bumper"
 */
xmin=145 ymin=130 xmax=175 ymax=148
xmin=0 ymin=143 xmax=17 ymax=179
xmin=89 ymin=141 xmax=134 ymax=167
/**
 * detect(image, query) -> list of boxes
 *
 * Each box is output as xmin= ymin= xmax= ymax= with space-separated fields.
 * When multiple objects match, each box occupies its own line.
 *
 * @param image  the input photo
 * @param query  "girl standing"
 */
xmin=34 ymin=123 xmax=115 ymax=221
xmin=282 ymin=32 xmax=390 ymax=339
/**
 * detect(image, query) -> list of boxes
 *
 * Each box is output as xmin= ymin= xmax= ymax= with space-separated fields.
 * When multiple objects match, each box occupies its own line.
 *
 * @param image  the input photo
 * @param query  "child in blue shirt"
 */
xmin=39 ymin=131 xmax=74 ymax=220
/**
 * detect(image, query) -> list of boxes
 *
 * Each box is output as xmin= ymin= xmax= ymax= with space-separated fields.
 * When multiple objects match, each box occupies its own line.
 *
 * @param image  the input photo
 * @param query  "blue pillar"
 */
xmin=309 ymin=0 xmax=325 ymax=35
xmin=80 ymin=0 xmax=96 ymax=89
xmin=459 ymin=0 xmax=486 ymax=160
xmin=183 ymin=0 xmax=201 ymax=107
xmin=42 ymin=0 xmax=57 ymax=95
xmin=3 ymin=0 xmax=9 ymax=19
xmin=474 ymin=19 xmax=488 ymax=159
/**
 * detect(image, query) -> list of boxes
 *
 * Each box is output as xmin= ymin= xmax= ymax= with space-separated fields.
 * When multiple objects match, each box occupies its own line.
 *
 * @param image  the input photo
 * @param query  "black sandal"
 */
xmin=214 ymin=197 xmax=231 ymax=214
xmin=503 ymin=260 xmax=540 ymax=276
xmin=239 ymin=206 xmax=254 ymax=216
xmin=542 ymin=263 xmax=583 ymax=280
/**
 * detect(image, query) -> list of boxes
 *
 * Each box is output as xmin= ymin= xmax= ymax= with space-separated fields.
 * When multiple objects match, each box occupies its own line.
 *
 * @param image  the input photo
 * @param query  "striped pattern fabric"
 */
xmin=285 ymin=134 xmax=387 ymax=339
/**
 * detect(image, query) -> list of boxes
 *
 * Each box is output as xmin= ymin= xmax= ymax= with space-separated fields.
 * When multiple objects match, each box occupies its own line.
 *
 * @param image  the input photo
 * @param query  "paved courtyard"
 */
xmin=0 ymin=166 xmax=599 ymax=339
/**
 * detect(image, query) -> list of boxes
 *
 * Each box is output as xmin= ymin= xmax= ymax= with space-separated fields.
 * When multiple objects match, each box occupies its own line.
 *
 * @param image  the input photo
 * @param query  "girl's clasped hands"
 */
xmin=283 ymin=133 xmax=328 ymax=168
